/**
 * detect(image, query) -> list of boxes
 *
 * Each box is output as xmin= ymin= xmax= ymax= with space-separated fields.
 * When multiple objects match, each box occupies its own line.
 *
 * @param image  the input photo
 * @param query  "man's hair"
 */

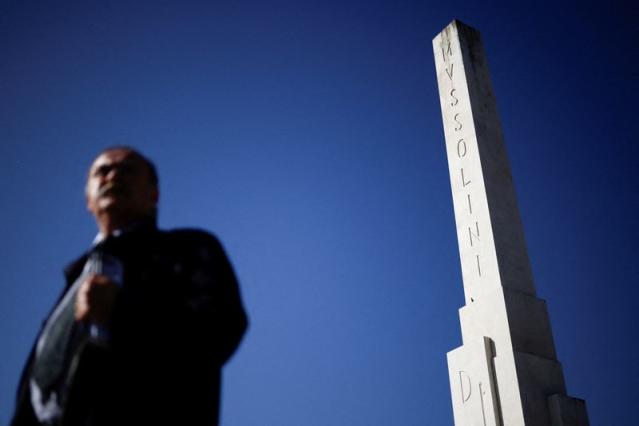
xmin=99 ymin=146 xmax=159 ymax=187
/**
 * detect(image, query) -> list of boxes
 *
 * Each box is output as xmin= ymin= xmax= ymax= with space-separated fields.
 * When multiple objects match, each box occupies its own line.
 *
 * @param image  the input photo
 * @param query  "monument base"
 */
xmin=548 ymin=394 xmax=590 ymax=426
xmin=448 ymin=342 xmax=589 ymax=425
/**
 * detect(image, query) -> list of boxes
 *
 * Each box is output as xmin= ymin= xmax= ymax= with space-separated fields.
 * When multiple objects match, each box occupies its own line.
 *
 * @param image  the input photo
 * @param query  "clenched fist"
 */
xmin=75 ymin=274 xmax=120 ymax=326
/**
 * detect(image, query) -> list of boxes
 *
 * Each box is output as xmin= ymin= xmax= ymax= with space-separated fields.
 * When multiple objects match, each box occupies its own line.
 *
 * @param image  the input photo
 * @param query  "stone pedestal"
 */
xmin=433 ymin=20 xmax=589 ymax=425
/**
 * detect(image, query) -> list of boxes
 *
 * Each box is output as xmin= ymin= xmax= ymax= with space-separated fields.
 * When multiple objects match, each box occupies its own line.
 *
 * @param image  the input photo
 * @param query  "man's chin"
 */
xmin=96 ymin=197 xmax=126 ymax=215
xmin=97 ymin=196 xmax=116 ymax=208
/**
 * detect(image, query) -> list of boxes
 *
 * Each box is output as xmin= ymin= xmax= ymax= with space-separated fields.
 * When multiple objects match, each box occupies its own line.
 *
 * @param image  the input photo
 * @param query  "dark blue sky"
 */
xmin=1 ymin=1 xmax=637 ymax=424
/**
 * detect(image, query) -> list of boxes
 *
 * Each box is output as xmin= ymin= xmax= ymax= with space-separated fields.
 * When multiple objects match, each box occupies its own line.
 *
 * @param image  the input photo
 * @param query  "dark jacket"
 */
xmin=12 ymin=222 xmax=248 ymax=426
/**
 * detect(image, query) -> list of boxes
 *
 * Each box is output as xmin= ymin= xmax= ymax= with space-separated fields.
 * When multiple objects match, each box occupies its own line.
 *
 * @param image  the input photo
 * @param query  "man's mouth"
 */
xmin=98 ymin=183 xmax=126 ymax=198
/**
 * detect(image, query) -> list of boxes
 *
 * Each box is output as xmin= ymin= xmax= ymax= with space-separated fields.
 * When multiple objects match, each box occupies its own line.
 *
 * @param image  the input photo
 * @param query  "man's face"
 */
xmin=86 ymin=148 xmax=158 ymax=223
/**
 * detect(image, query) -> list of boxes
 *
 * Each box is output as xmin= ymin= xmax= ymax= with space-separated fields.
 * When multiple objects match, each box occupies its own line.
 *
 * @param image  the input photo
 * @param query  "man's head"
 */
xmin=86 ymin=147 xmax=159 ymax=234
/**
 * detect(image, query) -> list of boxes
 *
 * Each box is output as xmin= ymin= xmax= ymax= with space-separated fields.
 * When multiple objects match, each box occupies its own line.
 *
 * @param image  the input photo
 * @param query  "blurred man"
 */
xmin=12 ymin=147 xmax=248 ymax=426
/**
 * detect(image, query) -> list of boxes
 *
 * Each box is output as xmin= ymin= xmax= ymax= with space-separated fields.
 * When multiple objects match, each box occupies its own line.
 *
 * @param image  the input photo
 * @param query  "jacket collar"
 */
xmin=92 ymin=216 xmax=157 ymax=246
xmin=64 ymin=217 xmax=158 ymax=285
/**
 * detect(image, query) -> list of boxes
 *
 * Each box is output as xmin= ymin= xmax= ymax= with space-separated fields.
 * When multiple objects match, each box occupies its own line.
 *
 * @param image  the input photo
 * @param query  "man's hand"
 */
xmin=75 ymin=274 xmax=120 ymax=326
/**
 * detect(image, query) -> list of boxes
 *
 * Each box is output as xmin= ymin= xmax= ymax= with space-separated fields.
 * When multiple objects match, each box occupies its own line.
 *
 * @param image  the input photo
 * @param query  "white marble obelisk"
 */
xmin=433 ymin=20 xmax=589 ymax=425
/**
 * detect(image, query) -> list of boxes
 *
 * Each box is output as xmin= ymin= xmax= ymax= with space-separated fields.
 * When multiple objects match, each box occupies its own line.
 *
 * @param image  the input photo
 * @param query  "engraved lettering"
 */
xmin=445 ymin=63 xmax=454 ymax=80
xmin=476 ymin=254 xmax=482 ymax=277
xmin=454 ymin=113 xmax=462 ymax=131
xmin=461 ymin=168 xmax=471 ymax=187
xmin=469 ymin=221 xmax=480 ymax=247
xmin=450 ymin=88 xmax=459 ymax=106
xmin=441 ymin=41 xmax=452 ymax=62
xmin=467 ymin=193 xmax=472 ymax=214
xmin=459 ymin=370 xmax=472 ymax=403
xmin=456 ymin=138 xmax=467 ymax=157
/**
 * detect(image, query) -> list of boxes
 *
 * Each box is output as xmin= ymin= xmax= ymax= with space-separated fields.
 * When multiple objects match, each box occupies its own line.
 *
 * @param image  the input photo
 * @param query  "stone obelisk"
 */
xmin=433 ymin=20 xmax=589 ymax=425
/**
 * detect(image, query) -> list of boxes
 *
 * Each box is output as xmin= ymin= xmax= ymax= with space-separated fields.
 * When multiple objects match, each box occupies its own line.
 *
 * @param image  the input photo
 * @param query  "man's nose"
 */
xmin=105 ymin=169 xmax=117 ymax=180
xmin=105 ymin=166 xmax=122 ymax=181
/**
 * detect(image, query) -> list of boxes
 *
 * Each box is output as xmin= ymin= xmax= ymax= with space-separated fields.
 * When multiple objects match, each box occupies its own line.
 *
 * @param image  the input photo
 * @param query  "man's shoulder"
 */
xmin=155 ymin=228 xmax=232 ymax=269
xmin=159 ymin=228 xmax=224 ymax=251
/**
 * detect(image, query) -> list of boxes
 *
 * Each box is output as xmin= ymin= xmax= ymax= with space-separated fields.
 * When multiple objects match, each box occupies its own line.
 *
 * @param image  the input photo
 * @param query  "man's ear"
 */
xmin=85 ymin=187 xmax=93 ymax=213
